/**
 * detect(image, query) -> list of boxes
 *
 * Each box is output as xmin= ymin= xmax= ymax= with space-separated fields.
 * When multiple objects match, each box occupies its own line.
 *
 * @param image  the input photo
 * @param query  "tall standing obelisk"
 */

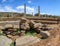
xmin=24 ymin=3 xmax=26 ymax=17
xmin=38 ymin=6 xmax=40 ymax=17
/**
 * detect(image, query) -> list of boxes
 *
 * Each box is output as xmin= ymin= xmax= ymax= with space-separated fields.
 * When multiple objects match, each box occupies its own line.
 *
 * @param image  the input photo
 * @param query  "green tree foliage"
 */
xmin=26 ymin=14 xmax=33 ymax=16
xmin=34 ymin=13 xmax=39 ymax=16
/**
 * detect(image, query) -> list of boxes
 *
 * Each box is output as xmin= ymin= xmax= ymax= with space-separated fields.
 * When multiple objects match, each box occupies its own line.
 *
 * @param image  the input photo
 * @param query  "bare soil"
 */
xmin=32 ymin=26 xmax=60 ymax=46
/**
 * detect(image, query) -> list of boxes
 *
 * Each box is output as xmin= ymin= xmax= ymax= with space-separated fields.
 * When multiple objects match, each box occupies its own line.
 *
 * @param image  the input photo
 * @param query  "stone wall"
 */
xmin=0 ymin=21 xmax=20 ymax=29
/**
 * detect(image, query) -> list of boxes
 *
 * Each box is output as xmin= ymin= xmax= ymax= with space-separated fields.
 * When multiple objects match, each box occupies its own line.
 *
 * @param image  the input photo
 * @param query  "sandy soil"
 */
xmin=32 ymin=26 xmax=60 ymax=46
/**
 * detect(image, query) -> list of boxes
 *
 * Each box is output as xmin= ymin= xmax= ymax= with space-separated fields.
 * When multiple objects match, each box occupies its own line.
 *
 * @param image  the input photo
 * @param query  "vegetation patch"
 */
xmin=10 ymin=41 xmax=14 ymax=46
xmin=0 ymin=31 xmax=5 ymax=36
xmin=25 ymin=29 xmax=36 ymax=36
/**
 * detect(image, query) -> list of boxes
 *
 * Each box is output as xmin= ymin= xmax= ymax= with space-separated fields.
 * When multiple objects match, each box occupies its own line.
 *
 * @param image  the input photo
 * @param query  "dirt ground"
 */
xmin=31 ymin=25 xmax=60 ymax=46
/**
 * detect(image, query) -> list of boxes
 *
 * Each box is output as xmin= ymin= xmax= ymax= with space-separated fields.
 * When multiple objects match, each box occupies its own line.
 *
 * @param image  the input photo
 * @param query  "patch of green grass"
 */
xmin=15 ymin=29 xmax=21 ymax=35
xmin=10 ymin=41 xmax=14 ymax=46
xmin=25 ymin=29 xmax=36 ymax=36
xmin=0 ymin=31 xmax=5 ymax=36
xmin=16 ymin=28 xmax=21 ymax=32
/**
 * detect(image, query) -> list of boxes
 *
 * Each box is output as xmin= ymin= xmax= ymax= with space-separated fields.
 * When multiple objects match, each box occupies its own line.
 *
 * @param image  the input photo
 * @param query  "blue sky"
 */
xmin=0 ymin=0 xmax=60 ymax=15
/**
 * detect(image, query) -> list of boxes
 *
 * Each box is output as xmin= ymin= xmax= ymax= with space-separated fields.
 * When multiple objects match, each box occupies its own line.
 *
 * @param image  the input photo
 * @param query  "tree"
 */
xmin=34 ymin=13 xmax=39 ymax=16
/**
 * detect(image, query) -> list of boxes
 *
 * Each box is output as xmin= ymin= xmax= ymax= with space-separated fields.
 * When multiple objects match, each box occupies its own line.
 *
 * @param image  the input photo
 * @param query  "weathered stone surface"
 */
xmin=34 ymin=23 xmax=43 ymax=33
xmin=2 ymin=27 xmax=21 ymax=39
xmin=2 ymin=27 xmax=18 ymax=36
xmin=29 ymin=20 xmax=43 ymax=33
xmin=0 ymin=26 xmax=3 ymax=29
xmin=29 ymin=20 xmax=35 ymax=28
xmin=20 ymin=18 xmax=30 ymax=32
xmin=2 ymin=18 xmax=51 ymax=40
xmin=7 ymin=35 xmax=13 ymax=38
xmin=41 ymin=24 xmax=52 ymax=31
xmin=0 ymin=35 xmax=12 ymax=46
xmin=16 ymin=35 xmax=40 ymax=46
xmin=40 ymin=31 xmax=50 ymax=39
xmin=20 ymin=30 xmax=25 ymax=36
xmin=20 ymin=17 xmax=29 ymax=23
xmin=4 ymin=24 xmax=13 ymax=28
xmin=34 ymin=23 xmax=42 ymax=29
xmin=20 ymin=22 xmax=30 ymax=30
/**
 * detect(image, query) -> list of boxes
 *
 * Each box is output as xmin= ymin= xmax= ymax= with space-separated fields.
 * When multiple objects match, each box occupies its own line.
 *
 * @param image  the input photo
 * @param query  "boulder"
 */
xmin=2 ymin=27 xmax=18 ymax=36
xmin=10 ymin=31 xmax=17 ymax=36
xmin=20 ymin=22 xmax=30 ymax=31
xmin=20 ymin=17 xmax=29 ymax=23
xmin=41 ymin=24 xmax=52 ymax=31
xmin=40 ymin=31 xmax=50 ymax=39
xmin=4 ymin=24 xmax=13 ymax=28
xmin=34 ymin=23 xmax=43 ymax=31
xmin=20 ymin=18 xmax=30 ymax=32
xmin=29 ymin=20 xmax=43 ymax=33
xmin=7 ymin=35 xmax=13 ymax=38
xmin=29 ymin=20 xmax=35 ymax=28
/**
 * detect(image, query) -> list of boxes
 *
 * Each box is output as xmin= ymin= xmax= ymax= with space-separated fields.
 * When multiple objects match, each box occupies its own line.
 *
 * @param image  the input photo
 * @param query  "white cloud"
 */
xmin=4 ymin=6 xmax=17 ymax=12
xmin=2 ymin=0 xmax=14 ymax=3
xmin=28 ymin=0 xmax=31 ymax=4
xmin=2 ymin=0 xmax=6 ymax=2
xmin=0 ymin=6 xmax=18 ymax=12
xmin=16 ymin=5 xmax=35 ymax=14
xmin=0 ymin=5 xmax=37 ymax=14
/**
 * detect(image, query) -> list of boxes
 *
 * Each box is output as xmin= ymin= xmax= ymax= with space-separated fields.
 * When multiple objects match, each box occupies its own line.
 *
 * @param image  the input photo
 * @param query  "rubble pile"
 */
xmin=3 ymin=27 xmax=17 ymax=35
xmin=20 ymin=18 xmax=51 ymax=39
xmin=2 ymin=17 xmax=51 ymax=39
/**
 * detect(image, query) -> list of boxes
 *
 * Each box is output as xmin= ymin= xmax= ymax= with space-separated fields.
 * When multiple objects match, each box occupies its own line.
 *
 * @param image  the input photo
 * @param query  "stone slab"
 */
xmin=0 ymin=35 xmax=12 ymax=46
xmin=16 ymin=35 xmax=40 ymax=46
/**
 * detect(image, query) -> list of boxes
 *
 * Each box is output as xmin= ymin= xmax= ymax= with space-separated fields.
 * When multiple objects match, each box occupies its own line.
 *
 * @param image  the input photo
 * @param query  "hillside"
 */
xmin=0 ymin=12 xmax=60 ymax=18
